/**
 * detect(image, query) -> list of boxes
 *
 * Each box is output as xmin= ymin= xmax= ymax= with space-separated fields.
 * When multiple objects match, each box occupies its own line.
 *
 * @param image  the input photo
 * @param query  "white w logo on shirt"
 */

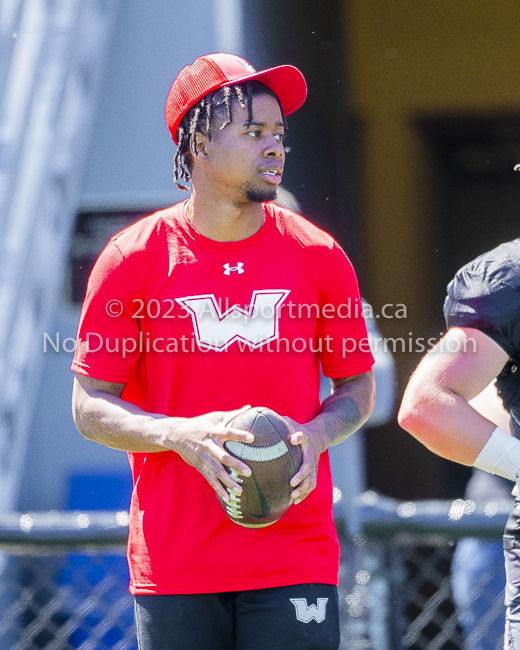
xmin=290 ymin=598 xmax=329 ymax=623
xmin=175 ymin=290 xmax=290 ymax=351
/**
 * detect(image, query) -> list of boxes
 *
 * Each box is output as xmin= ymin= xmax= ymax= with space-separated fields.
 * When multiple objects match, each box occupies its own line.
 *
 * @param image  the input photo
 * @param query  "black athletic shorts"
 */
xmin=134 ymin=583 xmax=340 ymax=650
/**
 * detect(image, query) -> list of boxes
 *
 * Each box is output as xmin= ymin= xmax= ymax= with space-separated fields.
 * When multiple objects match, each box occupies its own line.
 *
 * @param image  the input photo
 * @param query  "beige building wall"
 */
xmin=343 ymin=1 xmax=520 ymax=496
xmin=345 ymin=0 xmax=520 ymax=383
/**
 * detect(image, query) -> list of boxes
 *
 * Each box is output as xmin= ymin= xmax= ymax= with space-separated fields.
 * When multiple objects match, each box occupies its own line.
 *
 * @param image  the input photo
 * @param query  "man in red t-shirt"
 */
xmin=71 ymin=53 xmax=375 ymax=650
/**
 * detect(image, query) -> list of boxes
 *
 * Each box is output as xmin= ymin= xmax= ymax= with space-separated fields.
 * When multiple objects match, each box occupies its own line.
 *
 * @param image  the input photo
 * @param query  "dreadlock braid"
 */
xmin=188 ymin=105 xmax=202 ymax=147
xmin=205 ymin=97 xmax=212 ymax=136
xmin=172 ymin=81 xmax=287 ymax=191
xmin=246 ymin=83 xmax=254 ymax=128
xmin=173 ymin=125 xmax=190 ymax=189
xmin=222 ymin=86 xmax=232 ymax=130
xmin=235 ymin=85 xmax=245 ymax=110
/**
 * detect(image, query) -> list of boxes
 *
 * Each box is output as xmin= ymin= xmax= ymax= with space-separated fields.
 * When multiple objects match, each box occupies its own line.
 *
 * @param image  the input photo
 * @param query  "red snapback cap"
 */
xmin=165 ymin=53 xmax=307 ymax=144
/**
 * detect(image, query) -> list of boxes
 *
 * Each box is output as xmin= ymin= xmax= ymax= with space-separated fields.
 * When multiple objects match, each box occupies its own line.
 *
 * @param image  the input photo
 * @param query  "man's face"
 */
xmin=202 ymin=92 xmax=286 ymax=203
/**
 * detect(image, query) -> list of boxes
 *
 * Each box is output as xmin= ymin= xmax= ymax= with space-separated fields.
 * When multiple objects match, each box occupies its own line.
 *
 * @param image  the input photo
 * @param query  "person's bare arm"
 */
xmin=285 ymin=370 xmax=376 ymax=503
xmin=469 ymin=379 xmax=512 ymax=433
xmin=398 ymin=327 xmax=509 ymax=465
xmin=72 ymin=373 xmax=254 ymax=501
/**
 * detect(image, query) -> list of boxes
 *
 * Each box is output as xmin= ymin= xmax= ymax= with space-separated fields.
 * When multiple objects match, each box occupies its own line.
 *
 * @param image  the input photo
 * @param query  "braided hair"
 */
xmin=173 ymin=80 xmax=287 ymax=190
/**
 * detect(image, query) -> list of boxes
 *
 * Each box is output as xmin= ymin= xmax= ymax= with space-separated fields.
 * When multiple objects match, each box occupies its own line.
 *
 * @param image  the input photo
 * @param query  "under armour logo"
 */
xmin=223 ymin=262 xmax=244 ymax=275
xmin=290 ymin=598 xmax=328 ymax=624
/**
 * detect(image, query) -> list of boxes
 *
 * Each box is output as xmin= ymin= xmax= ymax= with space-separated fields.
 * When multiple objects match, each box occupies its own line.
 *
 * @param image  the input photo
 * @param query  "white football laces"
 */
xmin=226 ymin=469 xmax=244 ymax=520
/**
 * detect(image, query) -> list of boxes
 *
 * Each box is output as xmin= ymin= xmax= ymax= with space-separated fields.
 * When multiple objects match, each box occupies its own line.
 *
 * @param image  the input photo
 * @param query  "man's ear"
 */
xmin=192 ymin=131 xmax=209 ymax=158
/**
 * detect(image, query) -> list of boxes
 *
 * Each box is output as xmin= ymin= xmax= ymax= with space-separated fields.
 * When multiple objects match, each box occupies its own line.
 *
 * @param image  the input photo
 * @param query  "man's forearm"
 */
xmin=286 ymin=371 xmax=375 ymax=504
xmin=73 ymin=383 xmax=173 ymax=453
xmin=312 ymin=371 xmax=376 ymax=450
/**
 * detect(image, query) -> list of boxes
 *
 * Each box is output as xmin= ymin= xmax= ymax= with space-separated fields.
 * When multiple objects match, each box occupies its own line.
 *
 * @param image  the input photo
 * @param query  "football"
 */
xmin=218 ymin=407 xmax=303 ymax=528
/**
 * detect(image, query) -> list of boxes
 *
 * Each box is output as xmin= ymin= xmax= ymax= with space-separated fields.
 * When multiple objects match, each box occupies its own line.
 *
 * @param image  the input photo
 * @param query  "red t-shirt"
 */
xmin=71 ymin=201 xmax=373 ymax=594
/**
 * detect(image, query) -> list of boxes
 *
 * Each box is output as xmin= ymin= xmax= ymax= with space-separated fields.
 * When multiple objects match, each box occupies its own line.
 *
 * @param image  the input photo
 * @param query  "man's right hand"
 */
xmin=168 ymin=407 xmax=254 ymax=502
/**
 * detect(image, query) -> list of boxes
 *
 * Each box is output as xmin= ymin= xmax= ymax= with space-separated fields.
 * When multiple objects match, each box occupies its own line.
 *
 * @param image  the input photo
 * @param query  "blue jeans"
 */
xmin=451 ymin=537 xmax=505 ymax=649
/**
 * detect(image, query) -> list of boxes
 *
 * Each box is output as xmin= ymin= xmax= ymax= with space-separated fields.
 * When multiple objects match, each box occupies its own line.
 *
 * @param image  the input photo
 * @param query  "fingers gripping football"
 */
xmin=171 ymin=407 xmax=253 ymax=502
xmin=285 ymin=417 xmax=326 ymax=504
xmin=217 ymin=408 xmax=303 ymax=527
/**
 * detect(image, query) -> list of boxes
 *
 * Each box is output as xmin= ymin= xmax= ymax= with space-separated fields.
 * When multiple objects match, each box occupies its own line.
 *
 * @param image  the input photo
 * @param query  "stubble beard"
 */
xmin=244 ymin=182 xmax=277 ymax=204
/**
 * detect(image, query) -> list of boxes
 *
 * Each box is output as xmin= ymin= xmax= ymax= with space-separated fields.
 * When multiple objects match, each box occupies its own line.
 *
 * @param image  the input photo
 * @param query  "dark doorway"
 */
xmin=365 ymin=115 xmax=520 ymax=501
xmin=420 ymin=114 xmax=520 ymax=322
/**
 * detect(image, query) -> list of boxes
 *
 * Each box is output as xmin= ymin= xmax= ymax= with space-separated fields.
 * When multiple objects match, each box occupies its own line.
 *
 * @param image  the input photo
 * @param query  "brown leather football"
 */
xmin=218 ymin=407 xmax=303 ymax=528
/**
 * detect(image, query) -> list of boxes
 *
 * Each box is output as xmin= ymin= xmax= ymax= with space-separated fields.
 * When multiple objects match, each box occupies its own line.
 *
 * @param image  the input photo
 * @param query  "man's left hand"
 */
xmin=283 ymin=417 xmax=328 ymax=504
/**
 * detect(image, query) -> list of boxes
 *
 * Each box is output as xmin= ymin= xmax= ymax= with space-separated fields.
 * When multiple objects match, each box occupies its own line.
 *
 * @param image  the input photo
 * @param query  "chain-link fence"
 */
xmin=0 ymin=511 xmax=134 ymax=650
xmin=0 ymin=500 xmax=512 ymax=649
xmin=342 ymin=493 xmax=513 ymax=650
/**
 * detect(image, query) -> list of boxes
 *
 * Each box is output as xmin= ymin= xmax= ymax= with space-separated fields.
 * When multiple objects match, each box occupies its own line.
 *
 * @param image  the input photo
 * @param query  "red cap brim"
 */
xmin=166 ymin=61 xmax=307 ymax=144
xmin=221 ymin=64 xmax=307 ymax=117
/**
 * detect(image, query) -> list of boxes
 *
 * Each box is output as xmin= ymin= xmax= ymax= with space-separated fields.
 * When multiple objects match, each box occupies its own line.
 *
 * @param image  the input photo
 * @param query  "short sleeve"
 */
xmin=71 ymin=241 xmax=142 ymax=382
xmin=444 ymin=264 xmax=520 ymax=361
xmin=317 ymin=242 xmax=374 ymax=378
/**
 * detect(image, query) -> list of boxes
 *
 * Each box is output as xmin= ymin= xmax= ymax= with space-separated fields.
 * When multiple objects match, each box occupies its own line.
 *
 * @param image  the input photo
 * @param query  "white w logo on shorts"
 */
xmin=175 ymin=290 xmax=290 ymax=351
xmin=290 ymin=598 xmax=328 ymax=623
